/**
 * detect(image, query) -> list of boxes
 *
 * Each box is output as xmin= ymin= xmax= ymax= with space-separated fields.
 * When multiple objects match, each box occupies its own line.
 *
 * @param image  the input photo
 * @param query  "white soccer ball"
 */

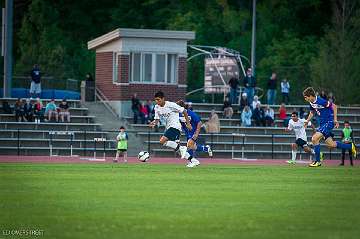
xmin=138 ymin=151 xmax=150 ymax=162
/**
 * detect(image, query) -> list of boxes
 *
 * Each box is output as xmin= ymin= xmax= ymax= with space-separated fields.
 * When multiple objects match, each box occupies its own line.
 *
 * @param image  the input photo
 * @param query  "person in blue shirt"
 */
xmin=177 ymin=100 xmax=213 ymax=159
xmin=302 ymin=87 xmax=357 ymax=167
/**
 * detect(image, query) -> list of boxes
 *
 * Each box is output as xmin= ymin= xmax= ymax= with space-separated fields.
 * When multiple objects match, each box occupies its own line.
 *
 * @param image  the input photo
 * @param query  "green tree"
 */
xmin=311 ymin=0 xmax=360 ymax=104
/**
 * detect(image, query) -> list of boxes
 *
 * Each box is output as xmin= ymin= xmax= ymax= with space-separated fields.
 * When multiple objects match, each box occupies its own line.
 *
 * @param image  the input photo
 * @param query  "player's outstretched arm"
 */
xmin=332 ymin=103 xmax=339 ymax=128
xmin=182 ymin=110 xmax=192 ymax=131
xmin=304 ymin=111 xmax=314 ymax=128
xmin=149 ymin=119 xmax=159 ymax=128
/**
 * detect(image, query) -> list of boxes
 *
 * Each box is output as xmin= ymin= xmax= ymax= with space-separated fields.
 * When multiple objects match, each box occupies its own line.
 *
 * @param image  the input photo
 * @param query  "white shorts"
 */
xmin=30 ymin=82 xmax=41 ymax=94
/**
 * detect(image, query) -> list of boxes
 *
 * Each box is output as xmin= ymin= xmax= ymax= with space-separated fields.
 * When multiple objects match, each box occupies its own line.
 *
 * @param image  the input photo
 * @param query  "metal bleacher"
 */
xmin=131 ymin=103 xmax=360 ymax=160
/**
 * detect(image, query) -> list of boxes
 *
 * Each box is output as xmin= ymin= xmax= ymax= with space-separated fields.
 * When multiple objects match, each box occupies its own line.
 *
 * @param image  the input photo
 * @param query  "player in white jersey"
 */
xmin=149 ymin=91 xmax=200 ymax=167
xmin=285 ymin=112 xmax=321 ymax=164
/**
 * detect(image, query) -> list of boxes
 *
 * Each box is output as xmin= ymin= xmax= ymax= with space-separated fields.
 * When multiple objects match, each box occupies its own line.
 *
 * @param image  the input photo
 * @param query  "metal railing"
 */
xmin=4 ymin=128 xmax=354 ymax=160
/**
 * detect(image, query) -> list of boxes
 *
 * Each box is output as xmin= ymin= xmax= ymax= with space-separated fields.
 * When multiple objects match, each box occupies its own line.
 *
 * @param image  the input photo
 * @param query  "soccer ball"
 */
xmin=138 ymin=151 xmax=150 ymax=162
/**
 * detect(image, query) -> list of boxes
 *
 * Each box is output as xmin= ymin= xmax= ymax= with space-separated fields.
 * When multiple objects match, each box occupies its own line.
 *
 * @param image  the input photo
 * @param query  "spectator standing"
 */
xmin=340 ymin=121 xmax=354 ymax=166
xmin=267 ymin=72 xmax=277 ymax=105
xmin=131 ymin=93 xmax=141 ymax=124
xmin=328 ymin=92 xmax=336 ymax=103
xmin=228 ymin=77 xmax=239 ymax=104
xmin=14 ymin=98 xmax=25 ymax=122
xmin=243 ymin=68 xmax=256 ymax=105
xmin=252 ymin=103 xmax=265 ymax=126
xmin=139 ymin=102 xmax=149 ymax=124
xmin=278 ymin=103 xmax=288 ymax=127
xmin=205 ymin=110 xmax=220 ymax=133
xmin=58 ymin=99 xmax=70 ymax=123
xmin=30 ymin=64 xmax=41 ymax=98
xmin=85 ymin=73 xmax=94 ymax=82
xmin=45 ymin=99 xmax=58 ymax=122
xmin=33 ymin=98 xmax=44 ymax=123
xmin=281 ymin=78 xmax=290 ymax=104
xmin=251 ymin=95 xmax=261 ymax=110
xmin=319 ymin=90 xmax=327 ymax=100
xmin=264 ymin=105 xmax=275 ymax=126
xmin=222 ymin=97 xmax=233 ymax=119
xmin=23 ymin=98 xmax=33 ymax=122
xmin=241 ymin=106 xmax=252 ymax=127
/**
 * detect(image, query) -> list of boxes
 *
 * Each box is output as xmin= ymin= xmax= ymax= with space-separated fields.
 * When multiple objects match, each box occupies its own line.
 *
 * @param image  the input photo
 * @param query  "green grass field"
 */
xmin=1 ymin=163 xmax=360 ymax=239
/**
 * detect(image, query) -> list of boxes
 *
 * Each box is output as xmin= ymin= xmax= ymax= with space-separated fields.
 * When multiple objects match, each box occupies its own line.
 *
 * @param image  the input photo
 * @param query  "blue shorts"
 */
xmin=164 ymin=128 xmax=181 ymax=141
xmin=317 ymin=121 xmax=334 ymax=139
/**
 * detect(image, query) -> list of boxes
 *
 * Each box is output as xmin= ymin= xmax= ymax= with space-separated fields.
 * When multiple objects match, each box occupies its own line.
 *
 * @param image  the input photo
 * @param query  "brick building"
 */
xmin=87 ymin=28 xmax=195 ymax=117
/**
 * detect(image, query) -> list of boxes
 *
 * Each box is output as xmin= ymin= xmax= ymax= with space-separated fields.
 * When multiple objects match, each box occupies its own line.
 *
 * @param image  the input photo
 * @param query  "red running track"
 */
xmin=0 ymin=155 xmax=355 ymax=166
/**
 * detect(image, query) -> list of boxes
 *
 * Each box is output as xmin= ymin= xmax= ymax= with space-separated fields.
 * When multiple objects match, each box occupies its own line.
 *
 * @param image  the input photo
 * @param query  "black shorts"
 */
xmin=117 ymin=149 xmax=127 ymax=152
xmin=295 ymin=138 xmax=308 ymax=148
xmin=164 ymin=127 xmax=180 ymax=141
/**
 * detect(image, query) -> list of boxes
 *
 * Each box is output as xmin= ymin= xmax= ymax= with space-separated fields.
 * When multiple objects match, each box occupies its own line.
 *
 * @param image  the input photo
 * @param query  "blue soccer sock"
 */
xmin=187 ymin=149 xmax=194 ymax=157
xmin=196 ymin=144 xmax=209 ymax=152
xmin=336 ymin=141 xmax=352 ymax=150
xmin=314 ymin=144 xmax=321 ymax=162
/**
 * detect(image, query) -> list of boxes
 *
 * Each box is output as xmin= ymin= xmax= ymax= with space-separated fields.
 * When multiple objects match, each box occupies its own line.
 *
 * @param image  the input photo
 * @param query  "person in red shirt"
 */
xmin=278 ymin=103 xmax=288 ymax=127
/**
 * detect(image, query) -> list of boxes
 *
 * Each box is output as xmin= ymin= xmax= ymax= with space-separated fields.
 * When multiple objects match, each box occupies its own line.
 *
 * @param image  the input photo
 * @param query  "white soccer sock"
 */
xmin=163 ymin=141 xmax=178 ymax=150
xmin=291 ymin=150 xmax=297 ymax=161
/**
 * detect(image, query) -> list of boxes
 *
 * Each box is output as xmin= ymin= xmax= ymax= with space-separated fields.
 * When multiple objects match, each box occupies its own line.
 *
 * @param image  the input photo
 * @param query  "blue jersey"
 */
xmin=179 ymin=109 xmax=201 ymax=138
xmin=309 ymin=96 xmax=334 ymax=125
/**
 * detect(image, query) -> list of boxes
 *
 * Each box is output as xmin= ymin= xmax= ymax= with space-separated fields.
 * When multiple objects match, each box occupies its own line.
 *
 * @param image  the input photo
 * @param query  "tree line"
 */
xmin=3 ymin=0 xmax=360 ymax=104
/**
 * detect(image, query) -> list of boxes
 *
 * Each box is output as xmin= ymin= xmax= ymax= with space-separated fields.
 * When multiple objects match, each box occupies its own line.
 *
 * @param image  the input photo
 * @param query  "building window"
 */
xmin=130 ymin=52 xmax=177 ymax=84
xmin=112 ymin=52 xmax=119 ymax=83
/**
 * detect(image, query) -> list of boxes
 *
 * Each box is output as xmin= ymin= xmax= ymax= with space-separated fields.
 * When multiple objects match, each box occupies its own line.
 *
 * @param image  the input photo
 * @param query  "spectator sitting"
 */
xmin=14 ymin=98 xmax=25 ymax=122
xmin=222 ymin=97 xmax=233 ymax=119
xmin=205 ymin=110 xmax=220 ymax=133
xmin=264 ymin=105 xmax=275 ymax=126
xmin=252 ymin=103 xmax=265 ymax=126
xmin=2 ymin=101 xmax=13 ymax=114
xmin=251 ymin=95 xmax=261 ymax=110
xmin=241 ymin=106 xmax=252 ymax=127
xmin=45 ymin=99 xmax=58 ymax=122
xmin=58 ymin=99 xmax=70 ymax=123
xmin=278 ymin=103 xmax=288 ymax=127
xmin=299 ymin=107 xmax=305 ymax=119
xmin=145 ymin=100 xmax=155 ymax=122
xmin=23 ymin=98 xmax=34 ymax=122
xmin=239 ymin=92 xmax=250 ymax=113
xmin=33 ymin=98 xmax=44 ymax=123
xmin=139 ymin=102 xmax=149 ymax=124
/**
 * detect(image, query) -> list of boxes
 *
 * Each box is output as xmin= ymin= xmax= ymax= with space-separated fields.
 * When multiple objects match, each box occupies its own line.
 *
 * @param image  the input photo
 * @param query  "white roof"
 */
xmin=88 ymin=28 xmax=195 ymax=50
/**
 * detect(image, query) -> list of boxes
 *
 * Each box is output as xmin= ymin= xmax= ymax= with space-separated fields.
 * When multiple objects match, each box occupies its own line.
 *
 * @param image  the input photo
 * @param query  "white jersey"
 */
xmin=287 ymin=118 xmax=311 ymax=141
xmin=154 ymin=101 xmax=184 ymax=131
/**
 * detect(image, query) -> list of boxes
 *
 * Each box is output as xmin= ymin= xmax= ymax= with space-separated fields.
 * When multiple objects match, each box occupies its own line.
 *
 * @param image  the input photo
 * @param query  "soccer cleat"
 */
xmin=309 ymin=161 xmax=321 ymax=167
xmin=186 ymin=158 xmax=200 ymax=168
xmin=320 ymin=152 xmax=324 ymax=162
xmin=206 ymin=145 xmax=213 ymax=157
xmin=179 ymin=146 xmax=188 ymax=159
xmin=286 ymin=160 xmax=296 ymax=164
xmin=351 ymin=143 xmax=357 ymax=158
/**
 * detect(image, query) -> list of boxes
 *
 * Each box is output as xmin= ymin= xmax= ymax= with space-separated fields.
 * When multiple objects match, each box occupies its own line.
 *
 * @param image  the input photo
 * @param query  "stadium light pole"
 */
xmin=251 ymin=0 xmax=256 ymax=76
xmin=3 ymin=0 xmax=13 ymax=98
